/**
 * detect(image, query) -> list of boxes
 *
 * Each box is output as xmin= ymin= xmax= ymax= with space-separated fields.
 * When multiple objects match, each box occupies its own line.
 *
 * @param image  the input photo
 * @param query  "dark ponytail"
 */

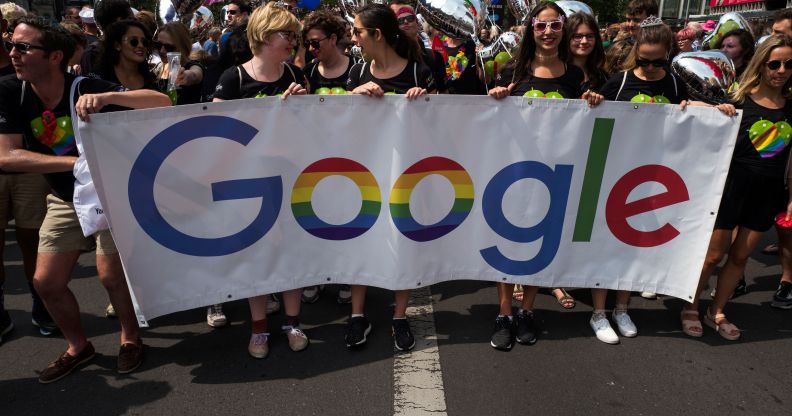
xmin=356 ymin=3 xmax=423 ymax=64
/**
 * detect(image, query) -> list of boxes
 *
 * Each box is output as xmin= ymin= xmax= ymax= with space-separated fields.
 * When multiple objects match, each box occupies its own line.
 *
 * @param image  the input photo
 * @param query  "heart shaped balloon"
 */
xmin=671 ymin=51 xmax=736 ymax=104
xmin=417 ymin=0 xmax=482 ymax=41
xmin=555 ymin=1 xmax=594 ymax=17
xmin=703 ymin=12 xmax=750 ymax=50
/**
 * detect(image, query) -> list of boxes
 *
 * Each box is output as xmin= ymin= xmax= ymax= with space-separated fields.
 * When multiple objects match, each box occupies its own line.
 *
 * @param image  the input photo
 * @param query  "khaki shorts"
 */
xmin=0 ymin=173 xmax=50 ymax=229
xmin=38 ymin=194 xmax=118 ymax=255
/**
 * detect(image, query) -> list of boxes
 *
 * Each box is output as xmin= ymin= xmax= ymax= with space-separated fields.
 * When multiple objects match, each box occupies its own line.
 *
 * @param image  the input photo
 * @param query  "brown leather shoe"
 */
xmin=38 ymin=342 xmax=95 ymax=384
xmin=117 ymin=338 xmax=144 ymax=374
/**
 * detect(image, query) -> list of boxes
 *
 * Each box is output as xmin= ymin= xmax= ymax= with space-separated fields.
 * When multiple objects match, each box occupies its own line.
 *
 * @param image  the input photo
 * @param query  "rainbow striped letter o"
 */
xmin=292 ymin=158 xmax=381 ymax=240
xmin=390 ymin=157 xmax=474 ymax=242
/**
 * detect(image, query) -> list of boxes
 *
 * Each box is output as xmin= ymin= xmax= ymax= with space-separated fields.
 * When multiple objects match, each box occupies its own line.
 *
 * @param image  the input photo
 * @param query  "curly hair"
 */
xmin=99 ymin=19 xmax=155 ymax=86
xmin=301 ymin=9 xmax=346 ymax=42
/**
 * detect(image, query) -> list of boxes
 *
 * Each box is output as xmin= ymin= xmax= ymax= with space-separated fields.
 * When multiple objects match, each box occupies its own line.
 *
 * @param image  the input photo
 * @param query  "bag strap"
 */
xmin=413 ymin=62 xmax=418 ymax=87
xmin=615 ymin=71 xmax=628 ymax=102
xmin=237 ymin=65 xmax=242 ymax=91
xmin=69 ymin=76 xmax=87 ymax=154
xmin=20 ymin=81 xmax=26 ymax=106
xmin=284 ymin=63 xmax=296 ymax=83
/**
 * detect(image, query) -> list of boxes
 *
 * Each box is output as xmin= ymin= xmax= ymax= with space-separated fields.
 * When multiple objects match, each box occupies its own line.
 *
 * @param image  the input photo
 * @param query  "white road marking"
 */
xmin=393 ymin=286 xmax=448 ymax=416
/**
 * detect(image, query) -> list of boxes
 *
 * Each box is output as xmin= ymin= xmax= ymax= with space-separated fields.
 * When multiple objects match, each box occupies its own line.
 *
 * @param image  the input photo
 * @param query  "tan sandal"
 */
xmin=703 ymin=309 xmax=740 ymax=341
xmin=680 ymin=309 xmax=703 ymax=338
xmin=512 ymin=285 xmax=524 ymax=301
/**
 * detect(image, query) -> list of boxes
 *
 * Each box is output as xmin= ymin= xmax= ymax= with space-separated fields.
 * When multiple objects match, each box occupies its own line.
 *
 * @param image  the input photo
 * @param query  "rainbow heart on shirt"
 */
xmin=30 ymin=114 xmax=75 ymax=156
xmin=748 ymin=119 xmax=792 ymax=158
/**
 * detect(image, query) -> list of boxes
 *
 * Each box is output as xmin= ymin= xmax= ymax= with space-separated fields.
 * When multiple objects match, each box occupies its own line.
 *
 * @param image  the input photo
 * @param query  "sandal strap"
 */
xmin=681 ymin=309 xmax=699 ymax=317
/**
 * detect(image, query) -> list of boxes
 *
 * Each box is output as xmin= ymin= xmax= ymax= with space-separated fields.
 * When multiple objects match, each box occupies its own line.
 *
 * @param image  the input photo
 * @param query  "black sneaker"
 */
xmin=490 ymin=316 xmax=514 ymax=351
xmin=732 ymin=278 xmax=748 ymax=298
xmin=772 ymin=281 xmax=792 ymax=309
xmin=31 ymin=305 xmax=57 ymax=336
xmin=345 ymin=316 xmax=372 ymax=348
xmin=392 ymin=319 xmax=415 ymax=351
xmin=0 ymin=310 xmax=13 ymax=344
xmin=515 ymin=311 xmax=538 ymax=345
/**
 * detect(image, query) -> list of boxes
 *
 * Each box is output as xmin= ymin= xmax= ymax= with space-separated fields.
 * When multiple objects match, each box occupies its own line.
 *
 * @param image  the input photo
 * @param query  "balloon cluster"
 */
xmin=479 ymin=31 xmax=521 ymax=78
xmin=417 ymin=0 xmax=483 ymax=42
xmin=157 ymin=0 xmax=203 ymax=25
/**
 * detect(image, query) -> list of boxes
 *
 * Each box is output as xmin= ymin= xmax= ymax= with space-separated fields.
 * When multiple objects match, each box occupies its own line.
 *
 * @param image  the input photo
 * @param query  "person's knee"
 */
xmin=33 ymin=272 xmax=68 ymax=300
xmin=704 ymin=250 xmax=726 ymax=268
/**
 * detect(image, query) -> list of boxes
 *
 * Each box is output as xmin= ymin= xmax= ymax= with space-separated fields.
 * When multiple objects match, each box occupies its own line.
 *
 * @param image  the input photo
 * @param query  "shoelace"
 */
xmin=210 ymin=305 xmax=224 ymax=316
xmin=251 ymin=333 xmax=269 ymax=344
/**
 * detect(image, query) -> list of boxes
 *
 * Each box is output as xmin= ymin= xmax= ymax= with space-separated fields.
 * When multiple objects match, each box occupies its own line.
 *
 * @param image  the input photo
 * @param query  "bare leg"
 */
xmin=497 ymin=283 xmax=515 ymax=315
xmin=281 ymin=288 xmax=302 ymax=317
xmin=591 ymin=288 xmax=607 ymax=310
xmin=96 ymin=253 xmax=139 ymax=345
xmin=33 ymin=251 xmax=84 ymax=356
xmin=351 ymin=285 xmax=367 ymax=315
xmin=711 ymin=228 xmax=764 ymax=316
xmin=520 ymin=286 xmax=539 ymax=311
xmin=248 ymin=295 xmax=269 ymax=322
xmin=393 ymin=290 xmax=410 ymax=318
xmin=688 ymin=229 xmax=732 ymax=312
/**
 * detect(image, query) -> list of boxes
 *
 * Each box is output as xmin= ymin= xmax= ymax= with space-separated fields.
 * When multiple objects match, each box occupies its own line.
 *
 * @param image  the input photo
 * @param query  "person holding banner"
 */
xmin=212 ymin=2 xmax=309 ymax=358
xmin=487 ymin=2 xmax=603 ymax=350
xmin=689 ymin=35 xmax=792 ymax=341
xmin=344 ymin=3 xmax=436 ymax=351
xmin=0 ymin=17 xmax=171 ymax=383
xmin=301 ymin=12 xmax=355 ymax=98
xmin=566 ymin=11 xmax=608 ymax=94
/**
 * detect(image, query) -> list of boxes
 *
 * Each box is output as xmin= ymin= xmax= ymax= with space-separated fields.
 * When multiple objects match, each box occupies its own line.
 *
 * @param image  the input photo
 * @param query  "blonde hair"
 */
xmin=247 ymin=3 xmax=301 ymax=51
xmin=1 ymin=2 xmax=26 ymax=21
xmin=732 ymin=34 xmax=792 ymax=104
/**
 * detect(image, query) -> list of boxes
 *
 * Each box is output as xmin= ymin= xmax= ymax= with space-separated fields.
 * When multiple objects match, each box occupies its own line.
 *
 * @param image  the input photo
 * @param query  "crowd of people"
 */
xmin=0 ymin=0 xmax=791 ymax=384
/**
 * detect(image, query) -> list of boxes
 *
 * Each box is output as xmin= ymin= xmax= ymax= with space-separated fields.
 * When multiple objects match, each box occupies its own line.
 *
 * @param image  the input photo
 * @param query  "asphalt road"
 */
xmin=1 ymin=226 xmax=791 ymax=416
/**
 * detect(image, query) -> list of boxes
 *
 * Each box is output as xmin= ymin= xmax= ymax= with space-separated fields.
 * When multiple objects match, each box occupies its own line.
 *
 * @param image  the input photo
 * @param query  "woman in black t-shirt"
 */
xmin=346 ymin=4 xmax=435 ymax=100
xmin=486 ymin=2 xmax=602 ymax=352
xmin=565 ymin=12 xmax=608 ymax=93
xmin=342 ymin=3 xmax=433 ymax=354
xmin=96 ymin=20 xmax=157 ymax=91
xmin=155 ymin=22 xmax=205 ymax=105
xmin=214 ymin=3 xmax=309 ymax=359
xmin=301 ymin=10 xmax=355 ymax=94
xmin=690 ymin=35 xmax=792 ymax=342
xmin=489 ymin=4 xmax=601 ymax=103
xmin=600 ymin=21 xmax=686 ymax=104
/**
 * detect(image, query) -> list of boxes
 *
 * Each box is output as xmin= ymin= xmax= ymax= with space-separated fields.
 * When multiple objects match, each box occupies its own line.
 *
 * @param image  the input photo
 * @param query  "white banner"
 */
xmin=79 ymin=96 xmax=741 ymax=323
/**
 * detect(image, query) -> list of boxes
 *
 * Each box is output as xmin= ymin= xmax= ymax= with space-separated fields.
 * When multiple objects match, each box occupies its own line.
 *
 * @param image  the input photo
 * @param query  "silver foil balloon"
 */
xmin=555 ymin=1 xmax=594 ymax=17
xmin=190 ymin=6 xmax=214 ymax=30
xmin=157 ymin=0 xmax=203 ymax=24
xmin=339 ymin=0 xmax=387 ymax=23
xmin=671 ymin=51 xmax=736 ymax=105
xmin=506 ymin=0 xmax=537 ymax=24
xmin=417 ymin=0 xmax=482 ymax=41
xmin=757 ymin=34 xmax=771 ymax=47
xmin=479 ymin=31 xmax=521 ymax=59
xmin=703 ymin=12 xmax=750 ymax=50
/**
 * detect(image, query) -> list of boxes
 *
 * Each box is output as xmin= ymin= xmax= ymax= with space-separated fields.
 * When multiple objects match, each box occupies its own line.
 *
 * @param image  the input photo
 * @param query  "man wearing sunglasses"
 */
xmin=221 ymin=0 xmax=252 ymax=50
xmin=389 ymin=2 xmax=447 ymax=93
xmin=0 ymin=17 xmax=170 ymax=383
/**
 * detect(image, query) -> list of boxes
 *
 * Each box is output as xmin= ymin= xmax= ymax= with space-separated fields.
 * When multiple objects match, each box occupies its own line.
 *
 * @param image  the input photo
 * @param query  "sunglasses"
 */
xmin=303 ymin=37 xmax=327 ymax=50
xmin=532 ymin=18 xmax=564 ymax=33
xmin=352 ymin=26 xmax=374 ymax=37
xmin=153 ymin=41 xmax=177 ymax=53
xmin=572 ymin=33 xmax=595 ymax=42
xmin=123 ymin=36 xmax=150 ymax=48
xmin=767 ymin=59 xmax=792 ymax=70
xmin=4 ymin=40 xmax=47 ymax=54
xmin=636 ymin=58 xmax=668 ymax=68
xmin=397 ymin=15 xmax=417 ymax=26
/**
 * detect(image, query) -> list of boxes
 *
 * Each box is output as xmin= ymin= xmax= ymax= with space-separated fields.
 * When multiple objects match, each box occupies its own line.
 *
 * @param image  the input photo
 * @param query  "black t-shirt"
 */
xmin=346 ymin=60 xmax=436 ymax=94
xmin=582 ymin=69 xmax=609 ymax=93
xmin=96 ymin=64 xmax=158 ymax=91
xmin=732 ymin=96 xmax=792 ymax=177
xmin=0 ymin=74 xmax=125 ymax=201
xmin=80 ymin=41 xmax=102 ymax=79
xmin=600 ymin=70 xmax=688 ymax=104
xmin=0 ymin=63 xmax=14 ymax=78
xmin=444 ymin=40 xmax=485 ymax=95
xmin=157 ymin=60 xmax=206 ymax=104
xmin=423 ymin=48 xmax=447 ymax=93
xmin=214 ymin=63 xmax=305 ymax=99
xmin=304 ymin=56 xmax=354 ymax=94
xmin=497 ymin=64 xmax=586 ymax=98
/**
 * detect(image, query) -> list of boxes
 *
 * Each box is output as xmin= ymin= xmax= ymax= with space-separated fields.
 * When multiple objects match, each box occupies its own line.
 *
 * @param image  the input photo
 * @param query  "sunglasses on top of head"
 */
xmin=532 ymin=18 xmax=564 ymax=33
xmin=4 ymin=40 xmax=48 ymax=54
xmin=766 ymin=59 xmax=792 ymax=71
xmin=397 ymin=14 xmax=417 ymax=26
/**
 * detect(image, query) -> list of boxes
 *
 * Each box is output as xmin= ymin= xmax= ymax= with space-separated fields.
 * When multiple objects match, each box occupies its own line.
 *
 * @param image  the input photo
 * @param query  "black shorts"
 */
xmin=714 ymin=163 xmax=788 ymax=232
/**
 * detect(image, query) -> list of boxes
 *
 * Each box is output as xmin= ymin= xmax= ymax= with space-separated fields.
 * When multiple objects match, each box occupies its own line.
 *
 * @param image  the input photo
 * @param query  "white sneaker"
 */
xmin=248 ymin=332 xmax=269 ymax=359
xmin=612 ymin=311 xmax=638 ymax=337
xmin=283 ymin=326 xmax=310 ymax=352
xmin=640 ymin=291 xmax=657 ymax=299
xmin=266 ymin=294 xmax=281 ymax=315
xmin=206 ymin=304 xmax=227 ymax=328
xmin=590 ymin=314 xmax=619 ymax=344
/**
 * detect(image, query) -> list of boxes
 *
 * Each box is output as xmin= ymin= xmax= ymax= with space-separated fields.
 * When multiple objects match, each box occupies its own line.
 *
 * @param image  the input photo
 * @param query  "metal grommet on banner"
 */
xmin=527 ymin=100 xmax=533 ymax=105
xmin=425 ymin=97 xmax=430 ymax=102
xmin=202 ymin=106 xmax=207 ymax=111
xmin=227 ymin=294 xmax=232 ymax=299
xmin=633 ymin=105 xmax=639 ymax=110
xmin=417 ymin=282 xmax=422 ymax=286
xmin=502 ymin=277 xmax=507 ymax=281
xmin=595 ymin=283 xmax=600 ymax=286
xmin=319 ymin=97 xmax=325 ymax=103
xmin=326 ymin=277 xmax=331 ymax=282
xmin=710 ymin=212 xmax=715 ymax=215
